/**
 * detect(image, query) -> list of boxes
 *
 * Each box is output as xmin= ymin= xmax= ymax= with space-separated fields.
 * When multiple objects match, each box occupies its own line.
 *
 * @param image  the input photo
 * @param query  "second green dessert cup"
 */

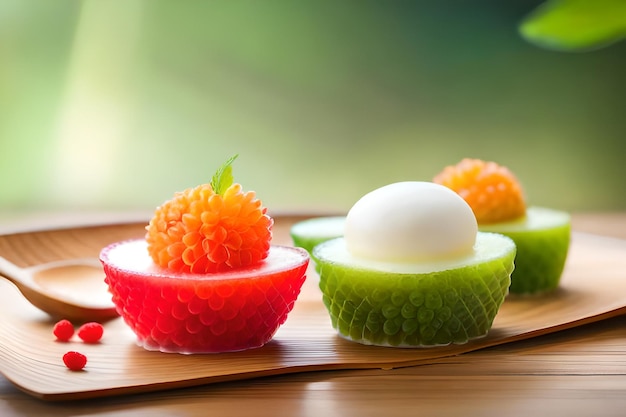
xmin=479 ymin=206 xmax=571 ymax=295
xmin=290 ymin=216 xmax=346 ymax=257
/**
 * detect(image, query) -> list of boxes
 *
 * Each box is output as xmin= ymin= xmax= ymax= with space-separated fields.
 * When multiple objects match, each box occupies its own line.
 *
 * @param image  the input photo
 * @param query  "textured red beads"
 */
xmin=53 ymin=319 xmax=105 ymax=370
xmin=53 ymin=319 xmax=75 ymax=342
xmin=77 ymin=322 xmax=104 ymax=343
xmin=63 ymin=351 xmax=87 ymax=371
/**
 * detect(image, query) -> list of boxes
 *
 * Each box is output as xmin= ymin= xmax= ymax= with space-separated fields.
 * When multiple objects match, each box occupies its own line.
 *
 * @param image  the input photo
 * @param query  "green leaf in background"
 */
xmin=210 ymin=154 xmax=238 ymax=195
xmin=519 ymin=0 xmax=626 ymax=52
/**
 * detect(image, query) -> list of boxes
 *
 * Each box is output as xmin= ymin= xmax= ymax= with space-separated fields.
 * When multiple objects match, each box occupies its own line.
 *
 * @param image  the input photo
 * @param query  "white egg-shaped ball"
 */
xmin=344 ymin=181 xmax=478 ymax=263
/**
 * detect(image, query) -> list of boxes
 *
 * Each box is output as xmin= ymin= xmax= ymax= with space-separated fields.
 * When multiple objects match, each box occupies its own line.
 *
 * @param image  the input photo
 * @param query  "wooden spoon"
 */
xmin=0 ymin=256 xmax=119 ymax=322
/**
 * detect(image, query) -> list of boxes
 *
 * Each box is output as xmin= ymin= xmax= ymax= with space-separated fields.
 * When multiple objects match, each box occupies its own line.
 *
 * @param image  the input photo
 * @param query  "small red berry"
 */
xmin=77 ymin=322 xmax=104 ymax=343
xmin=63 ymin=351 xmax=87 ymax=371
xmin=53 ymin=319 xmax=75 ymax=342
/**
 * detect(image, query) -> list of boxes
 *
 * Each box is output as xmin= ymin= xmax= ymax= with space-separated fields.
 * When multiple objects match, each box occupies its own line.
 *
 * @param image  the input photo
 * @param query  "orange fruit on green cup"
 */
xmin=434 ymin=158 xmax=571 ymax=294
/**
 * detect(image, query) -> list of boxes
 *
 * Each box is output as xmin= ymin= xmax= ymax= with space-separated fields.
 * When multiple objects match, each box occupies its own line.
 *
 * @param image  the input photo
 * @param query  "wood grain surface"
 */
xmin=0 ymin=216 xmax=625 ymax=402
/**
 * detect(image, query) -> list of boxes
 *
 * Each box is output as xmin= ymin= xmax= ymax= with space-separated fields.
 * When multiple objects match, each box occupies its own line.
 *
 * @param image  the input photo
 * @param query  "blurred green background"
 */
xmin=1 ymin=0 xmax=625 ymax=217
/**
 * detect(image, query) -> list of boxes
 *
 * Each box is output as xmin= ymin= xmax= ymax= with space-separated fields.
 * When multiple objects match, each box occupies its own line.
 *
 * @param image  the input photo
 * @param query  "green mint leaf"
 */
xmin=211 ymin=154 xmax=238 ymax=195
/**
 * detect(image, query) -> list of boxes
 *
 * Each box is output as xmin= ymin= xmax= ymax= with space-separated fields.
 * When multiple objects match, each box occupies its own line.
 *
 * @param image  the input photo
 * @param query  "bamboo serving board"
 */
xmin=0 ymin=216 xmax=625 ymax=401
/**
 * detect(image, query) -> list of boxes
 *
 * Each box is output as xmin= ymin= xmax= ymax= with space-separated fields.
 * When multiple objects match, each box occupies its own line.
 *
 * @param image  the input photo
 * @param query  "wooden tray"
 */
xmin=0 ymin=216 xmax=625 ymax=401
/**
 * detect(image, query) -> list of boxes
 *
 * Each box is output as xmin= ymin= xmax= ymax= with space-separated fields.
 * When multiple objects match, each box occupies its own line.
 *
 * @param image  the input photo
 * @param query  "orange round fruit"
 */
xmin=433 ymin=158 xmax=526 ymax=224
xmin=146 ymin=183 xmax=273 ymax=274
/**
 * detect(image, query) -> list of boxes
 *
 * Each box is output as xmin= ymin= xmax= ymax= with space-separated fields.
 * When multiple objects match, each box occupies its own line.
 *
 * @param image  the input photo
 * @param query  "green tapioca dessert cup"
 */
xmin=290 ymin=216 xmax=346 ymax=257
xmin=479 ymin=206 xmax=571 ymax=295
xmin=313 ymin=232 xmax=516 ymax=347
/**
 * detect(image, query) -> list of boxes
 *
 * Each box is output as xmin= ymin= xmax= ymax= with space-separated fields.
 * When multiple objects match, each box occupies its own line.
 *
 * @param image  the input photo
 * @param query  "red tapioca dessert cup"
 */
xmin=100 ymin=239 xmax=309 ymax=354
